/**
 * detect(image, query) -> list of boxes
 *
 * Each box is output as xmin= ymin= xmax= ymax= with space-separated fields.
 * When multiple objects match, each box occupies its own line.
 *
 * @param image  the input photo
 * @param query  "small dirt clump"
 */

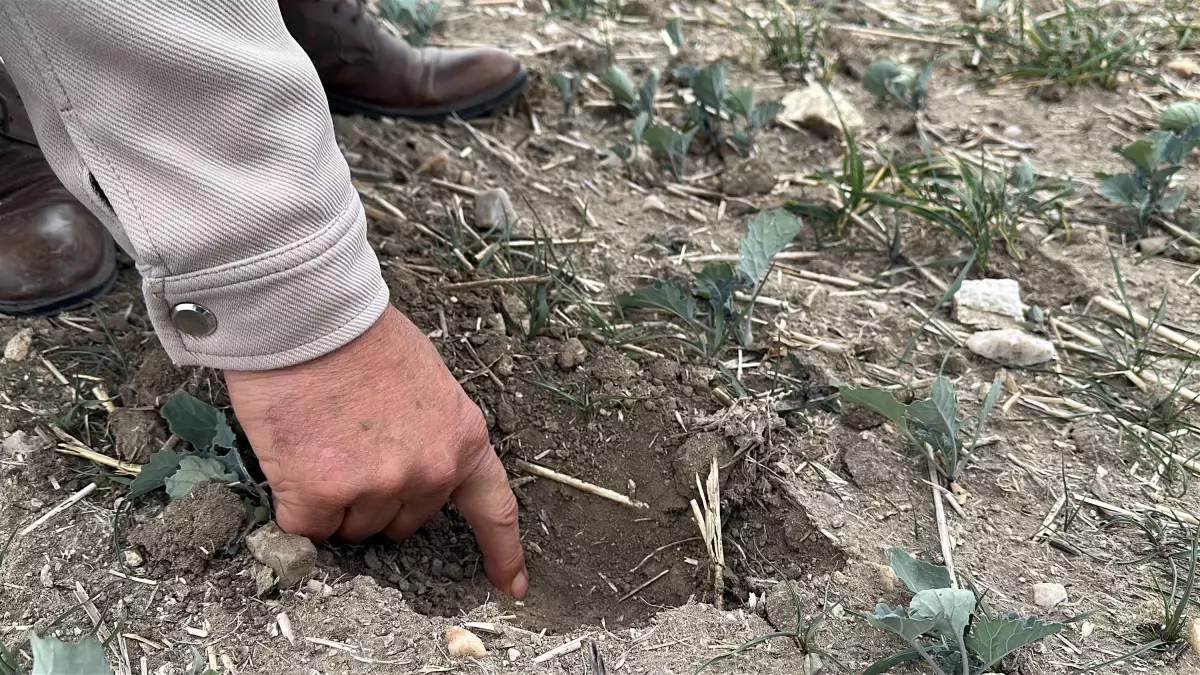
xmin=127 ymin=482 xmax=244 ymax=575
xmin=108 ymin=408 xmax=167 ymax=463
xmin=246 ymin=522 xmax=318 ymax=587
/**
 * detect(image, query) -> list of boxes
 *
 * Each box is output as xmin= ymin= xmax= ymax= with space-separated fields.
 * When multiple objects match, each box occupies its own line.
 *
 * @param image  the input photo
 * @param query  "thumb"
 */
xmin=272 ymin=489 xmax=345 ymax=543
xmin=452 ymin=451 xmax=528 ymax=599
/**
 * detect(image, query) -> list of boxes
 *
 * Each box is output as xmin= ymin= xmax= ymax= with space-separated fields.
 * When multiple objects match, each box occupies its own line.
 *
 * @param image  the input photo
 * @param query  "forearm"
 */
xmin=0 ymin=0 xmax=388 ymax=370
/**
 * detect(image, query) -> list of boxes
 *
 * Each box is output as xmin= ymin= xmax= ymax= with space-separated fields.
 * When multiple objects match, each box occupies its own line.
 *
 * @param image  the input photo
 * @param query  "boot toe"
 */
xmin=0 ymin=200 xmax=117 ymax=315
xmin=433 ymin=47 xmax=525 ymax=104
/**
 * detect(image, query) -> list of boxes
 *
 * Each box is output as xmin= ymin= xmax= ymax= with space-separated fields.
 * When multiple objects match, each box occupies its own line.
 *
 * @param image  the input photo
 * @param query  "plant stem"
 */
xmin=909 ymin=640 xmax=949 ymax=675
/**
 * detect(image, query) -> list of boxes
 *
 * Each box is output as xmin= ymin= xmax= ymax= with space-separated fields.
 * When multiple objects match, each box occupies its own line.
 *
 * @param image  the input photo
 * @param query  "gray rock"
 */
xmin=558 ymin=338 xmax=588 ymax=370
xmin=252 ymin=564 xmax=278 ymax=597
xmin=780 ymin=84 xmax=864 ymax=138
xmin=953 ymin=279 xmax=1024 ymax=329
xmin=474 ymin=188 xmax=519 ymax=232
xmin=2 ymin=430 xmax=48 ymax=457
xmin=3 ymin=328 xmax=32 ymax=362
xmin=966 ymin=329 xmax=1056 ymax=366
xmin=246 ymin=523 xmax=317 ymax=588
xmin=1032 ymin=582 xmax=1067 ymax=609
xmin=1139 ymin=236 xmax=1171 ymax=256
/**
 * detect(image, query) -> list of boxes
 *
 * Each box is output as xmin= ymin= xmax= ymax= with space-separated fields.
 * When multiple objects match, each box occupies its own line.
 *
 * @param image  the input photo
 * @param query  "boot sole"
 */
xmin=0 ymin=241 xmax=119 ymax=318
xmin=326 ymin=68 xmax=530 ymax=123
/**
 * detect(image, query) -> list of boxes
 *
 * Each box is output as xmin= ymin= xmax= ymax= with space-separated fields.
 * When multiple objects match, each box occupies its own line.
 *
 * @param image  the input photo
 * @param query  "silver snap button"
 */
xmin=170 ymin=303 xmax=217 ymax=337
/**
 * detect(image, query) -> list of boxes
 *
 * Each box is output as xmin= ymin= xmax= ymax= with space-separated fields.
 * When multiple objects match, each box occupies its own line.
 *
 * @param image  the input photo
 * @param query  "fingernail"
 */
xmin=510 ymin=569 xmax=529 ymax=599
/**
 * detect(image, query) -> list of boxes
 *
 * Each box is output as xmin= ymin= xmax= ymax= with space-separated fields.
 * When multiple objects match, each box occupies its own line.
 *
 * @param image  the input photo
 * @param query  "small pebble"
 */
xmin=123 ymin=550 xmax=144 ymax=568
xmin=3 ymin=328 xmax=32 ymax=362
xmin=445 ymin=627 xmax=487 ymax=659
xmin=1032 ymin=582 xmax=1068 ymax=610
xmin=474 ymin=188 xmax=518 ymax=232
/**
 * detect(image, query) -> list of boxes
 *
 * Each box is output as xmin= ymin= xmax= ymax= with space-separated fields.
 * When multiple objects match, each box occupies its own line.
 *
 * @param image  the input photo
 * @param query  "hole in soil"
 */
xmin=314 ymin=272 xmax=847 ymax=631
xmin=328 ymin=398 xmax=846 ymax=631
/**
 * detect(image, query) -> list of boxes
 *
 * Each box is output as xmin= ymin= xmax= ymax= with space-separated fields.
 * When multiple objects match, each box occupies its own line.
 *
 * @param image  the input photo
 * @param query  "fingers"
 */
xmin=339 ymin=495 xmax=404 ymax=543
xmin=382 ymin=490 xmax=451 ymax=543
xmin=451 ymin=451 xmax=527 ymax=599
xmin=273 ymin=490 xmax=345 ymax=543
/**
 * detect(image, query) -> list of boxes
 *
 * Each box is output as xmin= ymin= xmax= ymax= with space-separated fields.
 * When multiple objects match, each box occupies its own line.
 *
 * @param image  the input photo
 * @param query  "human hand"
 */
xmin=225 ymin=306 xmax=527 ymax=598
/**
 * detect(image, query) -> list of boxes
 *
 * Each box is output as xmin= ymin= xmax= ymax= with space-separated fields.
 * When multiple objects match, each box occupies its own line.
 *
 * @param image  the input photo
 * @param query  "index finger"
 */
xmin=451 ymin=451 xmax=528 ymax=599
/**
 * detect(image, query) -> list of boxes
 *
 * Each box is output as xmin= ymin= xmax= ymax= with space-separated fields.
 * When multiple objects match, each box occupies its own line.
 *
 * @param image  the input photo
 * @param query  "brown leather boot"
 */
xmin=0 ymin=69 xmax=117 ymax=317
xmin=280 ymin=0 xmax=529 ymax=122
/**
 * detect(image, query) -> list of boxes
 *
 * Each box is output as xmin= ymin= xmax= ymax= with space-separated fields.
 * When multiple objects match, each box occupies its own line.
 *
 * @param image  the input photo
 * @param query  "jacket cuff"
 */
xmin=142 ymin=199 xmax=389 ymax=371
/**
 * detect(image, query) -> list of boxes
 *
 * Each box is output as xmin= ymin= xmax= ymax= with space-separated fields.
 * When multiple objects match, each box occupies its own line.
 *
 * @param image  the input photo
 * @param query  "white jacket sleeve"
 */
xmin=0 ymin=0 xmax=390 ymax=370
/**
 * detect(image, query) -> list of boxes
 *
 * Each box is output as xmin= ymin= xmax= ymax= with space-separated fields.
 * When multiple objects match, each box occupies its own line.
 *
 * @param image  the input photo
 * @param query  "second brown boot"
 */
xmin=0 ymin=69 xmax=117 ymax=318
xmin=280 ymin=0 xmax=529 ymax=122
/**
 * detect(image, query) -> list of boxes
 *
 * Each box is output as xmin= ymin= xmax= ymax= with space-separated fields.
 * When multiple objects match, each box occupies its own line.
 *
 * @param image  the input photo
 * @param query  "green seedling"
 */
xmin=1080 ymin=516 xmax=1197 ymax=670
xmin=547 ymin=0 xmax=620 ymax=22
xmin=1098 ymin=127 xmax=1200 ymax=235
xmin=549 ymin=72 xmax=584 ymax=115
xmin=665 ymin=17 xmax=685 ymax=50
xmin=696 ymin=585 xmax=850 ymax=674
xmin=616 ymin=210 xmax=801 ymax=358
xmin=531 ymin=380 xmax=632 ymax=420
xmin=738 ymin=3 xmax=828 ymax=78
xmin=903 ymin=155 xmax=1072 ymax=269
xmin=863 ymin=548 xmax=1062 ymax=675
xmin=724 ymin=87 xmax=784 ymax=157
xmin=642 ymin=124 xmax=697 ymax=180
xmin=1006 ymin=0 xmax=1148 ymax=88
xmin=600 ymin=64 xmax=658 ymax=119
xmin=838 ymin=375 xmax=1003 ymax=485
xmin=1161 ymin=101 xmax=1200 ymax=133
xmin=378 ymin=0 xmax=441 ymax=46
xmin=864 ymin=59 xmax=934 ymax=111
xmin=129 ymin=392 xmax=257 ymax=505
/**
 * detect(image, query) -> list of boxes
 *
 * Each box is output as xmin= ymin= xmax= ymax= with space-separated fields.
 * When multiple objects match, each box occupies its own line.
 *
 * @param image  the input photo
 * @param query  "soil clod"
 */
xmin=246 ymin=522 xmax=318 ymax=588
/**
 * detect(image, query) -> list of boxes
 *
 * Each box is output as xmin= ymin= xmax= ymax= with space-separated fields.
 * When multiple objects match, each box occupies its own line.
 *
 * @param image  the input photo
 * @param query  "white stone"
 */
xmin=474 ymin=188 xmax=519 ymax=232
xmin=953 ymin=279 xmax=1023 ymax=329
xmin=445 ymin=627 xmax=486 ymax=659
xmin=3 ymin=328 xmax=32 ymax=362
xmin=2 ymin=430 xmax=47 ymax=457
xmin=1139 ymin=236 xmax=1171 ymax=256
xmin=967 ymin=329 xmax=1056 ymax=366
xmin=1032 ymin=582 xmax=1068 ymax=610
xmin=780 ymin=84 xmax=864 ymax=138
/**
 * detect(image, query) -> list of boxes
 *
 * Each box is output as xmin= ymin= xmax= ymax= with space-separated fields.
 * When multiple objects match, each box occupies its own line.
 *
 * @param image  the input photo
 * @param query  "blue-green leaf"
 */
xmin=601 ymin=65 xmax=637 ymax=108
xmin=738 ymin=209 xmax=802 ymax=285
xmin=1161 ymin=101 xmax=1200 ymax=132
xmin=889 ymin=548 xmax=953 ymax=593
xmin=615 ymin=280 xmax=697 ymax=321
xmin=909 ymin=588 xmax=976 ymax=640
xmin=165 ymin=456 xmax=236 ymax=501
xmin=666 ymin=17 xmax=684 ymax=47
xmin=31 ymin=633 xmax=113 ymax=675
xmin=160 ymin=391 xmax=236 ymax=452
xmin=837 ymin=384 xmax=909 ymax=436
xmin=1119 ymin=139 xmax=1160 ymax=174
xmin=126 ymin=450 xmax=184 ymax=500
xmin=966 ymin=612 xmax=1062 ymax=670
xmin=863 ymin=59 xmax=905 ymax=100
xmin=1097 ymin=173 xmax=1140 ymax=204
xmin=907 ymin=378 xmax=959 ymax=443
xmin=866 ymin=604 xmax=936 ymax=641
